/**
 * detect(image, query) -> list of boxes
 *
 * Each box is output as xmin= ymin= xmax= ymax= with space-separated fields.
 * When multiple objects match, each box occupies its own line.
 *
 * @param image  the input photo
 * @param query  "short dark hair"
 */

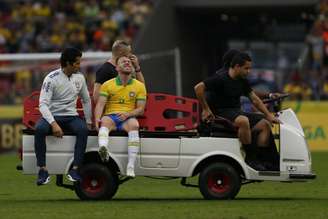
xmin=222 ymin=49 xmax=240 ymax=69
xmin=60 ymin=47 xmax=82 ymax=67
xmin=231 ymin=52 xmax=252 ymax=68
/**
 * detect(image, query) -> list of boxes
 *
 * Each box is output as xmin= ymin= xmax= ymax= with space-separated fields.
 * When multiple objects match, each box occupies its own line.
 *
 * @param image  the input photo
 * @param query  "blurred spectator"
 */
xmin=321 ymin=74 xmax=328 ymax=99
xmin=308 ymin=70 xmax=322 ymax=100
xmin=306 ymin=22 xmax=324 ymax=71
xmin=276 ymin=50 xmax=289 ymax=91
xmin=0 ymin=0 xmax=153 ymax=104
xmin=0 ymin=74 xmax=14 ymax=104
xmin=14 ymin=69 xmax=32 ymax=104
xmin=319 ymin=0 xmax=328 ymax=13
xmin=321 ymin=18 xmax=328 ymax=69
xmin=285 ymin=0 xmax=328 ymax=101
xmin=0 ymin=0 xmax=153 ymax=53
xmin=283 ymin=71 xmax=312 ymax=100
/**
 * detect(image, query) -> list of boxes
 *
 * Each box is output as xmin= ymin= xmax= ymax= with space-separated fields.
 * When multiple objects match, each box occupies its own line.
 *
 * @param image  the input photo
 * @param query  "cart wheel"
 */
xmin=75 ymin=163 xmax=118 ymax=200
xmin=199 ymin=162 xmax=241 ymax=200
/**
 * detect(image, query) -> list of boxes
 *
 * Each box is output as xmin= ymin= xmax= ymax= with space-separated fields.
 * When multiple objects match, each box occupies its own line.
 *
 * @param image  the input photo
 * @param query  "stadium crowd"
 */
xmin=291 ymin=0 xmax=328 ymax=100
xmin=0 ymin=0 xmax=153 ymax=104
xmin=0 ymin=0 xmax=153 ymax=53
xmin=1 ymin=0 xmax=328 ymax=104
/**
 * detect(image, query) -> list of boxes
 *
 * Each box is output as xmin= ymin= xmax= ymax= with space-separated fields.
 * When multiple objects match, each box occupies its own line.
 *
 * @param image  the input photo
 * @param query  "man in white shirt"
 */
xmin=35 ymin=47 xmax=92 ymax=185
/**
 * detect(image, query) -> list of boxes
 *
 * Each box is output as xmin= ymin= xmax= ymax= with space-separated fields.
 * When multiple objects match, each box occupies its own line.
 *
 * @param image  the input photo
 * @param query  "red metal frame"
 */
xmin=138 ymin=93 xmax=199 ymax=131
xmin=22 ymin=92 xmax=200 ymax=132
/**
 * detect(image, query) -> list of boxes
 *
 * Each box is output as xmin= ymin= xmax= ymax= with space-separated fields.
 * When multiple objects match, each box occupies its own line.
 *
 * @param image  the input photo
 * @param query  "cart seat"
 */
xmin=198 ymin=116 xmax=238 ymax=138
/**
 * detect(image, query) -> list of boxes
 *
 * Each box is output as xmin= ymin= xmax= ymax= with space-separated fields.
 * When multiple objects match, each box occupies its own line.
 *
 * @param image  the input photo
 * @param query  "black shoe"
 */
xmin=246 ymin=160 xmax=267 ymax=171
xmin=263 ymin=162 xmax=279 ymax=171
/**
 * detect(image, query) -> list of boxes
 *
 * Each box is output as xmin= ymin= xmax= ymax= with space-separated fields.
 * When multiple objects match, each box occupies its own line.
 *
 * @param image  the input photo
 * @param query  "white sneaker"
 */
xmin=126 ymin=166 xmax=135 ymax=178
xmin=98 ymin=146 xmax=109 ymax=162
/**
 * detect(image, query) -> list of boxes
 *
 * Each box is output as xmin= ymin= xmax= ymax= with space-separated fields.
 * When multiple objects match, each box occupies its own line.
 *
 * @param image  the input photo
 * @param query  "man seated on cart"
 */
xmin=194 ymin=52 xmax=280 ymax=171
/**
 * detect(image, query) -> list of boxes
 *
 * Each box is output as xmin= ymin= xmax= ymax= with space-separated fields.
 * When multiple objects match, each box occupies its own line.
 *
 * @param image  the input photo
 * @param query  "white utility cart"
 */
xmin=18 ymin=94 xmax=316 ymax=200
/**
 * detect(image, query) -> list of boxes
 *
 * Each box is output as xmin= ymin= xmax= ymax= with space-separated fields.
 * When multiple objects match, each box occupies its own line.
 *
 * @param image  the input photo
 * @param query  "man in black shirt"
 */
xmin=93 ymin=40 xmax=145 ymax=101
xmin=206 ymin=49 xmax=240 ymax=113
xmin=219 ymin=49 xmax=281 ymax=96
xmin=194 ymin=52 xmax=280 ymax=170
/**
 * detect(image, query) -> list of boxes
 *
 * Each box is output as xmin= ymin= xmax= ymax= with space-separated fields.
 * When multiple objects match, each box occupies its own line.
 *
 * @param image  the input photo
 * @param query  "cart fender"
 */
xmin=64 ymin=149 xmax=124 ymax=174
xmin=187 ymin=151 xmax=249 ymax=178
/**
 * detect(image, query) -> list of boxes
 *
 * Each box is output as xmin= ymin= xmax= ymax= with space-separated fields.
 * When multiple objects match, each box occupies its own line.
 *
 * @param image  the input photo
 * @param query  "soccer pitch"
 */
xmin=0 ymin=152 xmax=327 ymax=219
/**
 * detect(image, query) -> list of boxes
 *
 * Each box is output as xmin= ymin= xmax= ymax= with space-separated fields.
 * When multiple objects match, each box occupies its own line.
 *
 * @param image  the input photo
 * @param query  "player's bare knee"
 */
xmin=124 ymin=119 xmax=139 ymax=132
xmin=129 ymin=119 xmax=140 ymax=130
xmin=101 ymin=117 xmax=115 ymax=129
xmin=259 ymin=119 xmax=271 ymax=131
xmin=234 ymin=116 xmax=250 ymax=129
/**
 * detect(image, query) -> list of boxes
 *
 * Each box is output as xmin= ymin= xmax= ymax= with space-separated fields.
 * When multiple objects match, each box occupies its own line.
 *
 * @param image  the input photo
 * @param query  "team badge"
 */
xmin=129 ymin=92 xmax=136 ymax=97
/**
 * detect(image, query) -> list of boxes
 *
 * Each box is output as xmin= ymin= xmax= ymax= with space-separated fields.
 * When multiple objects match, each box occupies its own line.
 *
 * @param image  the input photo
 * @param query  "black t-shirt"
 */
xmin=206 ymin=68 xmax=226 ymax=112
xmin=95 ymin=62 xmax=117 ymax=84
xmin=204 ymin=71 xmax=252 ymax=111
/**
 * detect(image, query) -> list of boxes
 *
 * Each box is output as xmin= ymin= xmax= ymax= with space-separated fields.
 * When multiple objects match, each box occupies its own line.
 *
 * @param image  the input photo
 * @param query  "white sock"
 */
xmin=127 ymin=130 xmax=140 ymax=168
xmin=98 ymin=127 xmax=109 ymax=148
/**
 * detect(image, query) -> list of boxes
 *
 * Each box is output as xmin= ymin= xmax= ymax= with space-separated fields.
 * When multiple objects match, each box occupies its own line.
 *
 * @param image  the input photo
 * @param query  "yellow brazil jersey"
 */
xmin=100 ymin=76 xmax=147 ymax=115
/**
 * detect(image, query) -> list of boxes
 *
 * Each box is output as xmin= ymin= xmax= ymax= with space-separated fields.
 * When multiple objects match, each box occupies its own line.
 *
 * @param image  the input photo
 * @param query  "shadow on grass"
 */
xmin=2 ymin=197 xmax=328 ymax=203
xmin=235 ymin=197 xmax=328 ymax=201
xmin=112 ymin=197 xmax=328 ymax=202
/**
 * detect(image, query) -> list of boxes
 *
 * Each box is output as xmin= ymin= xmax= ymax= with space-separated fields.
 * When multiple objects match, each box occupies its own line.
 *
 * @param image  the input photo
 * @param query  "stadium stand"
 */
xmin=0 ymin=0 xmax=153 ymax=53
xmin=0 ymin=0 xmax=154 ymax=104
xmin=1 ymin=0 xmax=328 ymax=104
xmin=301 ymin=0 xmax=328 ymax=100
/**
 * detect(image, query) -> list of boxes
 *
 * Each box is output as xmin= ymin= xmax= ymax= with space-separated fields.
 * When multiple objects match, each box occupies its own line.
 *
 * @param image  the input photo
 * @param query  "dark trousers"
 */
xmin=34 ymin=116 xmax=88 ymax=167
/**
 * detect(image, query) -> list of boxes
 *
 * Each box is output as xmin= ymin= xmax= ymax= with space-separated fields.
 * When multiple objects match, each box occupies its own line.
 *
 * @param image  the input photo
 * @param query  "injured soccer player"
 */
xmin=94 ymin=55 xmax=147 ymax=178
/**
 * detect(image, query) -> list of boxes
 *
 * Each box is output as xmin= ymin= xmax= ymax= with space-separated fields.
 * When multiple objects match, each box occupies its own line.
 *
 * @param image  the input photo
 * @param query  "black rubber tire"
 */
xmin=199 ymin=162 xmax=241 ymax=200
xmin=74 ymin=163 xmax=119 ymax=200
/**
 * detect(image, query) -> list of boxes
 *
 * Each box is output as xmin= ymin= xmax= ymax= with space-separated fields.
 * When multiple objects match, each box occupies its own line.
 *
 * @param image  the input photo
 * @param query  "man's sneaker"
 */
xmin=245 ymin=159 xmax=267 ymax=171
xmin=67 ymin=169 xmax=81 ymax=182
xmin=126 ymin=166 xmax=135 ymax=178
xmin=98 ymin=146 xmax=109 ymax=162
xmin=36 ymin=169 xmax=50 ymax=186
xmin=263 ymin=162 xmax=279 ymax=171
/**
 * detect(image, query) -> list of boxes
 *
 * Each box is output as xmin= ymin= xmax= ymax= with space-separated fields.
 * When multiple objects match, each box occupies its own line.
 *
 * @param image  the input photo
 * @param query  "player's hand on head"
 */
xmin=129 ymin=54 xmax=140 ymax=69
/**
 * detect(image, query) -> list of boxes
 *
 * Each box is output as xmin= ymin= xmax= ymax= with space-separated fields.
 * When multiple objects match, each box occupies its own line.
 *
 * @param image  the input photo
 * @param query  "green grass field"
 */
xmin=0 ymin=152 xmax=327 ymax=219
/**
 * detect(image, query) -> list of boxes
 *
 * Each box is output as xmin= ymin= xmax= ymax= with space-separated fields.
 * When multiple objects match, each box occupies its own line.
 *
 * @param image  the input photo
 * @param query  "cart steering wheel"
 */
xmin=262 ymin=93 xmax=290 ymax=104
xmin=262 ymin=93 xmax=290 ymax=113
